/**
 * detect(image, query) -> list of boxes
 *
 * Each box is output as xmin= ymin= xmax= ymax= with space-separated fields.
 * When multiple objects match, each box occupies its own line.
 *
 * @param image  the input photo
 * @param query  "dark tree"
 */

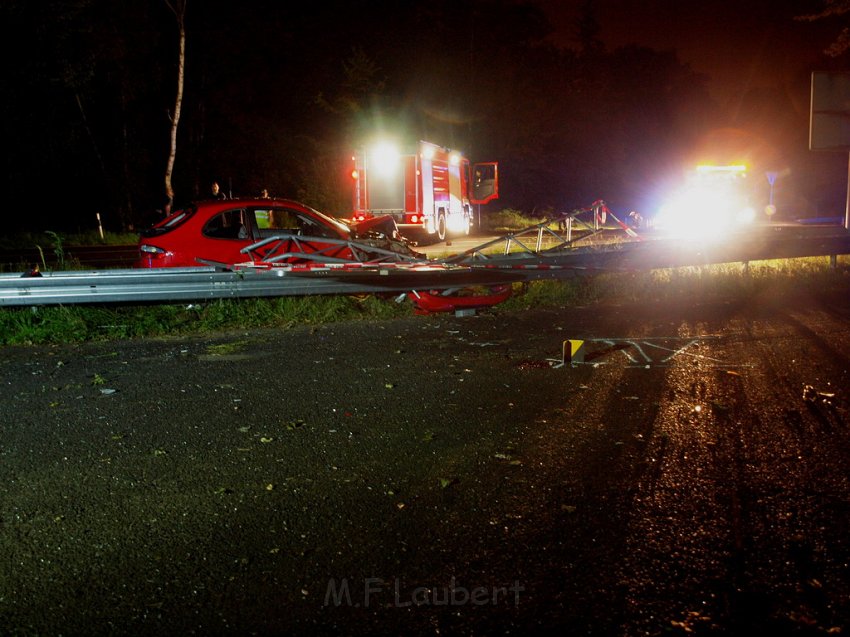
xmin=163 ymin=0 xmax=188 ymax=215
xmin=0 ymin=0 xmax=761 ymax=230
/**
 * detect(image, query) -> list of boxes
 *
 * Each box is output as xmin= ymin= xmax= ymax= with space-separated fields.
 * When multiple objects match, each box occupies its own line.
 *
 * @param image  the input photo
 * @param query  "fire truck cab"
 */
xmin=351 ymin=140 xmax=498 ymax=242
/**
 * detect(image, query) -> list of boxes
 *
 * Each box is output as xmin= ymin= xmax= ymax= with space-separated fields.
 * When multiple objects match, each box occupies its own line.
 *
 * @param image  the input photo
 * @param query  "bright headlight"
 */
xmin=656 ymin=186 xmax=740 ymax=239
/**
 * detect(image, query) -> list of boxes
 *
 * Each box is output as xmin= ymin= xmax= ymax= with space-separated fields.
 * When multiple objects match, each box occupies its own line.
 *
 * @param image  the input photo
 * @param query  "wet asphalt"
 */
xmin=1 ymin=281 xmax=850 ymax=636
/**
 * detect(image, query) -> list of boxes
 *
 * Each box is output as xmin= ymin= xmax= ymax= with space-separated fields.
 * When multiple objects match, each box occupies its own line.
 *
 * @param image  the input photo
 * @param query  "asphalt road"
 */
xmin=2 ymin=280 xmax=850 ymax=635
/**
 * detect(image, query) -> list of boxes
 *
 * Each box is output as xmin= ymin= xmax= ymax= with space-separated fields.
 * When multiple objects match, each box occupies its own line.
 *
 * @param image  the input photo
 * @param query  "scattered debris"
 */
xmin=516 ymin=359 xmax=551 ymax=369
xmin=493 ymin=453 xmax=522 ymax=465
xmin=803 ymin=384 xmax=836 ymax=407
xmin=670 ymin=610 xmax=712 ymax=633
xmin=555 ymin=336 xmax=747 ymax=369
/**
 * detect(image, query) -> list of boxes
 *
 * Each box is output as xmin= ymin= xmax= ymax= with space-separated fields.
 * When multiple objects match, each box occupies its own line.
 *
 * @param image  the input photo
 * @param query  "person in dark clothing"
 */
xmin=211 ymin=181 xmax=227 ymax=200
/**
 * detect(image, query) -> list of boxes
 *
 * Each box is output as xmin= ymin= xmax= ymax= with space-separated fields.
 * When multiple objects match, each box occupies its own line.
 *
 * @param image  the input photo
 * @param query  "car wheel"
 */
xmin=436 ymin=210 xmax=447 ymax=242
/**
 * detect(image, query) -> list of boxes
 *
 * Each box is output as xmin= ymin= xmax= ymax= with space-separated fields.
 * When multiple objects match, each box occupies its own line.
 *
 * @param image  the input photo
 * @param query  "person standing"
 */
xmin=211 ymin=181 xmax=227 ymax=200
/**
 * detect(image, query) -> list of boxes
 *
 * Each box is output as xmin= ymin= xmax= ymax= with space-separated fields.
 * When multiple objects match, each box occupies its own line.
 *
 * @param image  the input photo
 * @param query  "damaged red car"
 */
xmin=136 ymin=198 xmax=420 ymax=268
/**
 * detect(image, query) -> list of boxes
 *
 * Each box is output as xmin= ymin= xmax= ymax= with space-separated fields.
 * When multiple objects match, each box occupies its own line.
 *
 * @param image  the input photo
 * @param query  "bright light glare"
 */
xmin=737 ymin=207 xmax=756 ymax=224
xmin=655 ymin=185 xmax=754 ymax=240
xmin=695 ymin=164 xmax=747 ymax=174
xmin=447 ymin=214 xmax=466 ymax=233
xmin=449 ymin=152 xmax=461 ymax=166
xmin=369 ymin=141 xmax=400 ymax=177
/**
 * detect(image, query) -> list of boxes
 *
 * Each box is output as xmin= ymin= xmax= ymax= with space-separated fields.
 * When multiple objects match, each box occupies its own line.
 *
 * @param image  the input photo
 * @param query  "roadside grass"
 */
xmin=482 ymin=208 xmax=549 ymax=233
xmin=0 ymin=230 xmax=138 ymax=250
xmin=475 ymin=208 xmax=631 ymax=257
xmin=481 ymin=206 xmax=621 ymax=233
xmin=1 ymin=255 xmax=848 ymax=346
xmin=0 ymin=295 xmax=410 ymax=346
xmin=498 ymin=256 xmax=850 ymax=312
xmin=1 ymin=230 xmax=139 ymax=273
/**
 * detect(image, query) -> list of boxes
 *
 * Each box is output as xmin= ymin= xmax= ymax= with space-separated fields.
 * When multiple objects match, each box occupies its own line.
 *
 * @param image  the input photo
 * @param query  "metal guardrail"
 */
xmin=0 ymin=265 xmax=462 ymax=307
xmin=2 ymin=227 xmax=850 ymax=307
xmin=0 ymin=233 xmax=509 ymax=307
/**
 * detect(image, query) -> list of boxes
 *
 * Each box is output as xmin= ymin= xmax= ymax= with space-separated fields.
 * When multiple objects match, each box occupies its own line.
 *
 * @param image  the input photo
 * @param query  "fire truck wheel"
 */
xmin=463 ymin=212 xmax=471 ymax=235
xmin=436 ymin=211 xmax=447 ymax=241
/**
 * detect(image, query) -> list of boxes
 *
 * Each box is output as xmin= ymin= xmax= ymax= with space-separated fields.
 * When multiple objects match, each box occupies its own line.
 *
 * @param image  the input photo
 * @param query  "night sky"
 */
xmin=2 ymin=0 xmax=847 ymax=234
xmin=540 ymin=1 xmax=837 ymax=100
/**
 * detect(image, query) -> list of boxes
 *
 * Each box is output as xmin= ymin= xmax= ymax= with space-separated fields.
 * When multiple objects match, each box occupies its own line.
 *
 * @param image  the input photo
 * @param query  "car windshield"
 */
xmin=139 ymin=205 xmax=196 ymax=237
xmin=303 ymin=204 xmax=351 ymax=236
xmin=251 ymin=204 xmax=350 ymax=240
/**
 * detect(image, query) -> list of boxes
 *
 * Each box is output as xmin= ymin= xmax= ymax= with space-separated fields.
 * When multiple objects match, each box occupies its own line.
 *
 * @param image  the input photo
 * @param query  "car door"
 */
xmin=199 ymin=207 xmax=255 ymax=265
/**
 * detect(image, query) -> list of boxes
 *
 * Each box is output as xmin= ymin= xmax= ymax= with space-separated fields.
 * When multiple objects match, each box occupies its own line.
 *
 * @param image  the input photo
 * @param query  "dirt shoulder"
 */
xmin=1 ymin=289 xmax=849 ymax=635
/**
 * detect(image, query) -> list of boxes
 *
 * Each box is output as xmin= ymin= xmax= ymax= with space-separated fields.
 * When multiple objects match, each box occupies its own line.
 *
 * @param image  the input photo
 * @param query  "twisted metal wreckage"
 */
xmin=2 ymin=202 xmax=850 ymax=314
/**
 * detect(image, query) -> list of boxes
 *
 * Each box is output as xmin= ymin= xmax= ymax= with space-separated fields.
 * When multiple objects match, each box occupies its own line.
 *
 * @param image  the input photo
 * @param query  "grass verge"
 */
xmin=481 ymin=208 xmax=549 ymax=233
xmin=498 ymin=256 xmax=850 ymax=311
xmin=0 ymin=295 xmax=411 ymax=346
xmin=0 ymin=230 xmax=139 ymax=250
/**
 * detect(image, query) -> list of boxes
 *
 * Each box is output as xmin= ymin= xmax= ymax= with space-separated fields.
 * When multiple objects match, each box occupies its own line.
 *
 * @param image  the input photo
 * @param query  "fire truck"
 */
xmin=350 ymin=140 xmax=499 ymax=242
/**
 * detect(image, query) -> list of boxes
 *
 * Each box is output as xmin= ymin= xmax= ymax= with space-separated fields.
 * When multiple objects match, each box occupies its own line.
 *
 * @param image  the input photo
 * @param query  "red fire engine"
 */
xmin=351 ymin=140 xmax=498 ymax=242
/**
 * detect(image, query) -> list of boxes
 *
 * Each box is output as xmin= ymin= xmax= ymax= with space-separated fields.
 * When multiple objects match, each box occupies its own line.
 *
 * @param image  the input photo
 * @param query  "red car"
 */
xmin=136 ymin=198 xmax=420 ymax=268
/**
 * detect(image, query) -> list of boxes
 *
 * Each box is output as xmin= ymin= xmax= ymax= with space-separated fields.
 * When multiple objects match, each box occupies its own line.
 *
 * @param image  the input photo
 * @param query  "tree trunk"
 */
xmin=164 ymin=1 xmax=187 ymax=215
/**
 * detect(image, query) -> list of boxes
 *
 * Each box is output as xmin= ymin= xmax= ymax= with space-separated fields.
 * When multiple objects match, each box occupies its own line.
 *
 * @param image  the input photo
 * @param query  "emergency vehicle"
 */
xmin=654 ymin=164 xmax=756 ymax=238
xmin=351 ymin=140 xmax=498 ymax=242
